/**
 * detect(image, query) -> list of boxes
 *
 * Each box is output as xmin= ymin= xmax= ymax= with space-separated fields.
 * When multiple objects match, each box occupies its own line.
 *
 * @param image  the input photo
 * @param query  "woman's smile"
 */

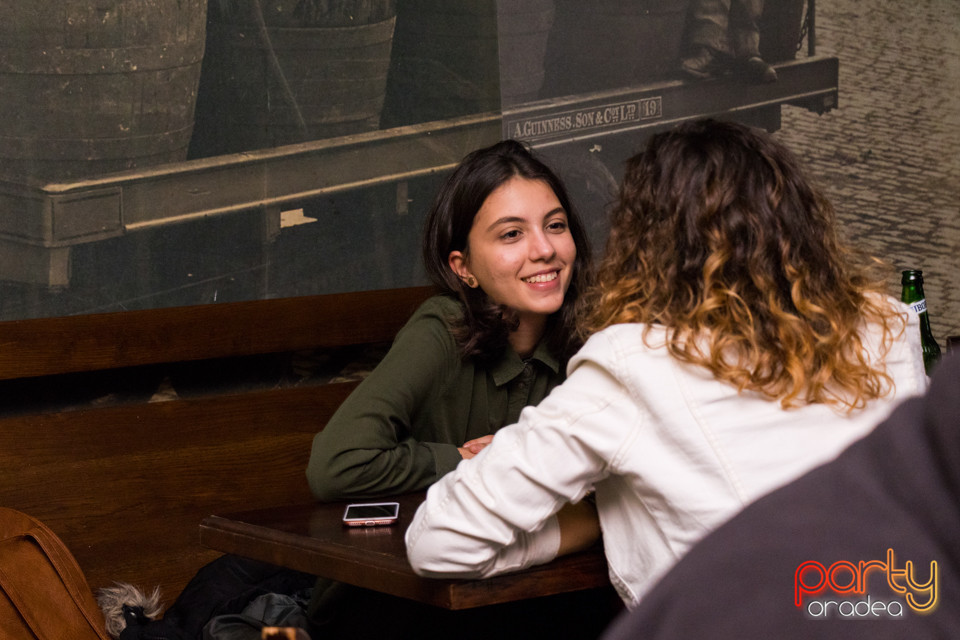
xmin=522 ymin=270 xmax=560 ymax=284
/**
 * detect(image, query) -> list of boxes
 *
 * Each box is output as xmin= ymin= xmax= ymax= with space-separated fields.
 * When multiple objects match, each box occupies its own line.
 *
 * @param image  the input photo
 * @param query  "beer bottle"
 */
xmin=900 ymin=269 xmax=942 ymax=375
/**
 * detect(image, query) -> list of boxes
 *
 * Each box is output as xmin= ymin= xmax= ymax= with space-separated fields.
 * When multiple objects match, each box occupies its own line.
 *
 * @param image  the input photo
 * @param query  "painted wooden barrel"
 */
xmin=194 ymin=0 xmax=396 ymax=154
xmin=0 ymin=0 xmax=207 ymax=182
xmin=381 ymin=0 xmax=555 ymax=127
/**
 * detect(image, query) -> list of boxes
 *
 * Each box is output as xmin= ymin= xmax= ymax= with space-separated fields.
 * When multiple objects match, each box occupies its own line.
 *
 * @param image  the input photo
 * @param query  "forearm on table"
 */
xmin=307 ymin=437 xmax=442 ymax=500
xmin=406 ymin=503 xmax=562 ymax=578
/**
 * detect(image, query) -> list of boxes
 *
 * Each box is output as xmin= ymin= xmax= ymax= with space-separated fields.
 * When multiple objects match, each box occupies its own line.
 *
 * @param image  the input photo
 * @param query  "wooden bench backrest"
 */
xmin=0 ymin=286 xmax=434 ymax=606
xmin=0 ymin=286 xmax=435 ymax=380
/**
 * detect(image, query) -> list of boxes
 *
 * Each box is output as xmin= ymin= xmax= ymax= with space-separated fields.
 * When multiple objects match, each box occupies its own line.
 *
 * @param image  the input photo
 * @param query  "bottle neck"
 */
xmin=900 ymin=282 xmax=924 ymax=305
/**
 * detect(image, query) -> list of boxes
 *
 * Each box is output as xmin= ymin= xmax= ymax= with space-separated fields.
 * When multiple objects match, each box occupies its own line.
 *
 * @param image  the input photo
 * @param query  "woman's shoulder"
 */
xmin=390 ymin=295 xmax=464 ymax=354
xmin=409 ymin=294 xmax=465 ymax=323
xmin=863 ymin=291 xmax=908 ymax=314
xmin=857 ymin=292 xmax=915 ymax=345
xmin=569 ymin=322 xmax=669 ymax=369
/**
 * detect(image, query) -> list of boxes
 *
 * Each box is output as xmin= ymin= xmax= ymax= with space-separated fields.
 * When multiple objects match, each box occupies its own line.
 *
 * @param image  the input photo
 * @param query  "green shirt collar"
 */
xmin=490 ymin=339 xmax=561 ymax=387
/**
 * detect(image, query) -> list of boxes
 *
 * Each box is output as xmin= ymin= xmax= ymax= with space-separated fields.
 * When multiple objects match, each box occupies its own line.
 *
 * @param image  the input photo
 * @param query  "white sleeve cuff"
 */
xmin=492 ymin=513 xmax=562 ymax=573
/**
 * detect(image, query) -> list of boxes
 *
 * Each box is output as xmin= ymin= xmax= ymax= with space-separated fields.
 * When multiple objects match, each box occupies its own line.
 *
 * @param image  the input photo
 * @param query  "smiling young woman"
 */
xmin=306 ymin=140 xmax=592 ymax=502
xmin=303 ymin=140 xmax=605 ymax=639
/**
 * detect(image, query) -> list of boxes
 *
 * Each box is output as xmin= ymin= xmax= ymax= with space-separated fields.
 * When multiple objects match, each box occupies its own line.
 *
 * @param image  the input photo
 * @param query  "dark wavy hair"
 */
xmin=579 ymin=119 xmax=902 ymax=412
xmin=422 ymin=139 xmax=592 ymax=364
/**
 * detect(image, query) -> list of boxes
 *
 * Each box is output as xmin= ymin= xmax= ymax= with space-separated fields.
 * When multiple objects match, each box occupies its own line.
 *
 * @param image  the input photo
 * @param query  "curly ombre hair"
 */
xmin=579 ymin=119 xmax=902 ymax=411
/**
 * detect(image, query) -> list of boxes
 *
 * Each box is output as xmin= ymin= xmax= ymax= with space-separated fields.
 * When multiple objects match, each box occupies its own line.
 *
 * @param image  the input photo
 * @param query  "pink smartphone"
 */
xmin=342 ymin=502 xmax=400 ymax=527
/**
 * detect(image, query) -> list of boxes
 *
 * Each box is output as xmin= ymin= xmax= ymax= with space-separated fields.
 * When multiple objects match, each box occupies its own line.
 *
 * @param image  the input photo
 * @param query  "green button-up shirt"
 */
xmin=306 ymin=295 xmax=564 ymax=501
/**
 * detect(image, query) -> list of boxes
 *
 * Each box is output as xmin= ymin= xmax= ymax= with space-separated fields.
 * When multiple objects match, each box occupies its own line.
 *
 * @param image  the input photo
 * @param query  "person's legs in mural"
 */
xmin=681 ymin=0 xmax=777 ymax=83
xmin=731 ymin=0 xmax=777 ymax=82
xmin=681 ymin=0 xmax=730 ymax=79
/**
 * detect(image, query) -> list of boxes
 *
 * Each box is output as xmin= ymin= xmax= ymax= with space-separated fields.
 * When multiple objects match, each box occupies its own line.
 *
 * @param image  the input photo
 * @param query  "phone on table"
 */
xmin=342 ymin=501 xmax=400 ymax=527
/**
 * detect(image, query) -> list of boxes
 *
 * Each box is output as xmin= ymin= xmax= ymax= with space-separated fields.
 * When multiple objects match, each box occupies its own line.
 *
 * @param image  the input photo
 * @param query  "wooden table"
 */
xmin=200 ymin=492 xmax=610 ymax=610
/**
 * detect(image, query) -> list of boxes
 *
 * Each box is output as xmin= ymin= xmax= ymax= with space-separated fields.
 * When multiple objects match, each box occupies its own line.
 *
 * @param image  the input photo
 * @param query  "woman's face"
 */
xmin=448 ymin=176 xmax=577 ymax=322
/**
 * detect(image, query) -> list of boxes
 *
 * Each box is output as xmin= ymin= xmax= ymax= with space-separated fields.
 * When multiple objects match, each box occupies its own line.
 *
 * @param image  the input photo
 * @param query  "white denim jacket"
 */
xmin=405 ymin=298 xmax=927 ymax=606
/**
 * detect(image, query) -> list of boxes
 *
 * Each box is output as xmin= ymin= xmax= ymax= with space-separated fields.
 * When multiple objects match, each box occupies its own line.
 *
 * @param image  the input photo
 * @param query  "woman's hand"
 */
xmin=458 ymin=435 xmax=495 ymax=459
xmin=556 ymin=500 xmax=601 ymax=556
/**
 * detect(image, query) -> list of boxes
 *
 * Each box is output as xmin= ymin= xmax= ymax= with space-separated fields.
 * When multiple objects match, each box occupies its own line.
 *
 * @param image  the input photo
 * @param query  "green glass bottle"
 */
xmin=900 ymin=269 xmax=942 ymax=375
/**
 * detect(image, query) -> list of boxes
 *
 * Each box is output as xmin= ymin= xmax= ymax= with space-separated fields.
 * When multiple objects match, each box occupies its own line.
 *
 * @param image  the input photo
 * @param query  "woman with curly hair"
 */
xmin=406 ymin=119 xmax=928 ymax=609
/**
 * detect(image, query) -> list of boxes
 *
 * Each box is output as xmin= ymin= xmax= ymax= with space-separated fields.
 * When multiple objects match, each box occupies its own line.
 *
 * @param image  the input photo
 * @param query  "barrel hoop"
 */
xmin=218 ymin=16 xmax=396 ymax=51
xmin=0 ymin=39 xmax=205 ymax=75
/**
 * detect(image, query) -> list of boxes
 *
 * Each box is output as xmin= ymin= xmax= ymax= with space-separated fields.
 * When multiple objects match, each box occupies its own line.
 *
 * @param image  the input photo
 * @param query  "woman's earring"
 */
xmin=465 ymin=276 xmax=478 ymax=289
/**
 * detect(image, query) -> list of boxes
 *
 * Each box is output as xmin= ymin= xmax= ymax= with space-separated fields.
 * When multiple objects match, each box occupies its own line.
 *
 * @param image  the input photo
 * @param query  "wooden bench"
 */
xmin=0 ymin=286 xmax=434 ymax=608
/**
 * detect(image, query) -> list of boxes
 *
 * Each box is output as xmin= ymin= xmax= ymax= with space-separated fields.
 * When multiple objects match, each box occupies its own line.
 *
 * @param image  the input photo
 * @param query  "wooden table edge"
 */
xmin=200 ymin=512 xmax=611 ymax=610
